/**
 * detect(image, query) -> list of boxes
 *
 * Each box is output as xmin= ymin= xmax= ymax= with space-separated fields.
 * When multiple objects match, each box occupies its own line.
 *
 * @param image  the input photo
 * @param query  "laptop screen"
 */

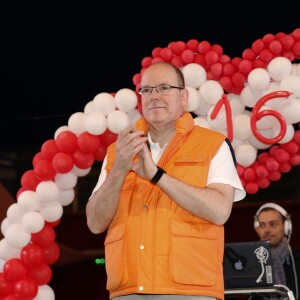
xmin=223 ymin=240 xmax=274 ymax=289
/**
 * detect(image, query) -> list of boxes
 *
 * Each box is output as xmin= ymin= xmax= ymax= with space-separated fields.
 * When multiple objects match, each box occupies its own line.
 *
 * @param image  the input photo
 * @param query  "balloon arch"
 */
xmin=1 ymin=28 xmax=300 ymax=299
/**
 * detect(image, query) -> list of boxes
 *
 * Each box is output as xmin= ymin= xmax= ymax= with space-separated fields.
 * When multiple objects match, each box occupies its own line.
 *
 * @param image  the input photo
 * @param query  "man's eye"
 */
xmin=141 ymin=88 xmax=151 ymax=94
xmin=159 ymin=85 xmax=170 ymax=91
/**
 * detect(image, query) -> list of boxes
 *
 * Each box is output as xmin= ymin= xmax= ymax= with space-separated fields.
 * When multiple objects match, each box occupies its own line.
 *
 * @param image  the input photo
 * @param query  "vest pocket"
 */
xmin=104 ymin=222 xmax=128 ymax=290
xmin=169 ymin=220 xmax=219 ymax=286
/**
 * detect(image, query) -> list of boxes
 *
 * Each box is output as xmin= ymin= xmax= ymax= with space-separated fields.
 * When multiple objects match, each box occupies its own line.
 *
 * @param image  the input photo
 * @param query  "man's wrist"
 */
xmin=150 ymin=166 xmax=166 ymax=184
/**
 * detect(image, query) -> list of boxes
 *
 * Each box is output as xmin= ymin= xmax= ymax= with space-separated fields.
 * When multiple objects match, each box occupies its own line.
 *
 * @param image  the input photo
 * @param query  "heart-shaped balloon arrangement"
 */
xmin=1 ymin=28 xmax=300 ymax=299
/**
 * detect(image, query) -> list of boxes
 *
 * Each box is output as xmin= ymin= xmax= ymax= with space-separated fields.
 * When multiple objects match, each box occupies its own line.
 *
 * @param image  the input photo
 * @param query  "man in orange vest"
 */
xmin=86 ymin=62 xmax=246 ymax=300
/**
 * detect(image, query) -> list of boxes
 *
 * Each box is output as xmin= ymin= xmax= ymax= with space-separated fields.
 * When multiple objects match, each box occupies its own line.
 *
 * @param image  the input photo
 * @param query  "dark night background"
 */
xmin=1 ymin=3 xmax=300 ymax=151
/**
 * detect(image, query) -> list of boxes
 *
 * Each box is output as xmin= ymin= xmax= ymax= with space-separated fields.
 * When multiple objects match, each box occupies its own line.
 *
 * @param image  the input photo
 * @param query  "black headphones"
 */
xmin=253 ymin=202 xmax=292 ymax=240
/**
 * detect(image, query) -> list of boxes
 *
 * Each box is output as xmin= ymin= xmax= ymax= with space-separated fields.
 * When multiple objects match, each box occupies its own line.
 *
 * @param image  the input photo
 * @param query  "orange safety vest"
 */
xmin=105 ymin=112 xmax=227 ymax=300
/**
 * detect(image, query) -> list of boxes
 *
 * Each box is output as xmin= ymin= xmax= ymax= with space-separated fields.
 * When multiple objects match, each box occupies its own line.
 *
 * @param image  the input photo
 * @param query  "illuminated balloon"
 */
xmin=68 ymin=112 xmax=86 ymax=135
xmin=84 ymin=112 xmax=107 ymax=135
xmin=248 ymin=68 xmax=270 ymax=91
xmin=21 ymin=211 xmax=45 ymax=233
xmin=0 ymin=239 xmax=21 ymax=261
xmin=199 ymin=80 xmax=224 ymax=105
xmin=280 ymin=75 xmax=300 ymax=97
xmin=39 ymin=201 xmax=63 ymax=223
xmin=235 ymin=144 xmax=257 ymax=167
xmin=184 ymin=86 xmax=201 ymax=112
xmin=17 ymin=191 xmax=39 ymax=214
xmin=92 ymin=92 xmax=116 ymax=116
xmin=267 ymin=56 xmax=292 ymax=81
xmin=181 ymin=63 xmax=207 ymax=88
xmin=5 ymin=223 xmax=31 ymax=248
xmin=115 ymin=88 xmax=138 ymax=112
xmin=36 ymin=181 xmax=59 ymax=203
xmin=55 ymin=172 xmax=77 ymax=190
xmin=107 ymin=110 xmax=129 ymax=133
xmin=34 ymin=284 xmax=55 ymax=300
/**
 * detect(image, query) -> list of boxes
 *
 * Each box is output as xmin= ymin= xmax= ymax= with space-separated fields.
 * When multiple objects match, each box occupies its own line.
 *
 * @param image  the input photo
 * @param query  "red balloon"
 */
xmin=265 ymin=157 xmax=280 ymax=171
xmin=257 ymin=177 xmax=270 ymax=189
xmin=14 ymin=278 xmax=38 ymax=299
xmin=27 ymin=263 xmax=52 ymax=285
xmin=21 ymin=244 xmax=44 ymax=268
xmin=77 ymin=132 xmax=101 ymax=153
xmin=43 ymin=242 xmax=60 ymax=265
xmin=245 ymin=182 xmax=259 ymax=195
xmin=73 ymin=149 xmax=94 ymax=169
xmin=101 ymin=129 xmax=118 ymax=147
xmin=268 ymin=170 xmax=281 ymax=181
xmin=55 ymin=130 xmax=78 ymax=153
xmin=33 ymin=159 xmax=56 ymax=181
xmin=94 ymin=144 xmax=107 ymax=162
xmin=255 ymin=165 xmax=269 ymax=178
xmin=45 ymin=219 xmax=61 ymax=228
xmin=52 ymin=152 xmax=74 ymax=174
xmin=40 ymin=139 xmax=59 ymax=160
xmin=274 ymin=148 xmax=290 ymax=163
xmin=279 ymin=162 xmax=291 ymax=173
xmin=243 ymin=167 xmax=256 ymax=181
xmin=32 ymin=151 xmax=44 ymax=167
xmin=3 ymin=259 xmax=28 ymax=282
xmin=31 ymin=224 xmax=56 ymax=248
xmin=0 ymin=273 xmax=14 ymax=297
xmin=20 ymin=170 xmax=40 ymax=191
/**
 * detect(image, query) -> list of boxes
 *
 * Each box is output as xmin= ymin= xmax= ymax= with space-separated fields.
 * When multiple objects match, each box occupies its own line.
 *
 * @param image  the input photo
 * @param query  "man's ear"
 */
xmin=181 ymin=88 xmax=189 ymax=107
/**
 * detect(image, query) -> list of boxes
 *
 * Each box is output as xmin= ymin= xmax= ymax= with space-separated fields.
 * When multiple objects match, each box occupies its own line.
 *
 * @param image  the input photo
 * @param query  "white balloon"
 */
xmin=93 ymin=92 xmax=116 ymax=116
xmin=127 ymin=109 xmax=143 ymax=125
xmin=193 ymin=91 xmax=212 ymax=116
xmin=115 ymin=88 xmax=138 ymax=112
xmin=267 ymin=56 xmax=292 ymax=81
xmin=227 ymin=93 xmax=245 ymax=115
xmin=181 ymin=63 xmax=207 ymax=88
xmin=6 ymin=203 xmax=22 ymax=223
xmin=272 ymin=123 xmax=295 ymax=144
xmin=207 ymin=105 xmax=227 ymax=130
xmin=5 ymin=223 xmax=31 ymax=248
xmin=17 ymin=190 xmax=40 ymax=213
xmin=68 ymin=112 xmax=86 ymax=135
xmin=57 ymin=189 xmax=75 ymax=206
xmin=184 ymin=86 xmax=201 ymax=112
xmin=72 ymin=165 xmax=91 ymax=177
xmin=54 ymin=125 xmax=70 ymax=139
xmin=22 ymin=211 xmax=45 ymax=233
xmin=235 ymin=144 xmax=257 ymax=167
xmin=40 ymin=201 xmax=63 ymax=222
xmin=280 ymin=75 xmax=300 ymax=97
xmin=83 ymin=100 xmax=95 ymax=114
xmin=34 ymin=285 xmax=55 ymax=300
xmin=254 ymin=105 xmax=276 ymax=130
xmin=240 ymin=85 xmax=261 ymax=108
xmin=247 ymin=129 xmax=274 ymax=150
xmin=231 ymin=138 xmax=247 ymax=151
xmin=36 ymin=181 xmax=60 ymax=203
xmin=84 ymin=111 xmax=107 ymax=135
xmin=248 ymin=68 xmax=270 ymax=91
xmin=193 ymin=116 xmax=212 ymax=129
xmin=55 ymin=172 xmax=78 ymax=190
xmin=0 ymin=239 xmax=21 ymax=260
xmin=1 ymin=217 xmax=10 ymax=236
xmin=278 ymin=98 xmax=300 ymax=124
xmin=199 ymin=80 xmax=224 ymax=105
xmin=107 ymin=110 xmax=129 ymax=133
xmin=260 ymin=82 xmax=286 ymax=108
xmin=232 ymin=114 xmax=252 ymax=140
xmin=0 ymin=258 xmax=5 ymax=272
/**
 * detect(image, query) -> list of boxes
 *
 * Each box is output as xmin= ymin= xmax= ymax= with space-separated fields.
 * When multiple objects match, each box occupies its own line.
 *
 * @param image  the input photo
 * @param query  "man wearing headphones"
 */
xmin=254 ymin=203 xmax=300 ymax=299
